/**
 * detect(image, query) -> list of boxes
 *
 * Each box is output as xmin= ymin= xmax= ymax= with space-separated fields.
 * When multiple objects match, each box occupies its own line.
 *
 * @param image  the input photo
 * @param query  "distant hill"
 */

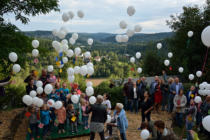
xmin=23 ymin=31 xmax=174 ymax=43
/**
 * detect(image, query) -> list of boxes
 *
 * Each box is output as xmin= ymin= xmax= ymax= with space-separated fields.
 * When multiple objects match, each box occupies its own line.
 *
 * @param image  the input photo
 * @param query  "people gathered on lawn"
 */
xmin=24 ymin=69 xmax=208 ymax=140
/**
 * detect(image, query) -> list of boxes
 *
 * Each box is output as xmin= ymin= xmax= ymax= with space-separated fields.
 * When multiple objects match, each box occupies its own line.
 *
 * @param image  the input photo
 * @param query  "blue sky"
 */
xmin=5 ymin=0 xmax=205 ymax=33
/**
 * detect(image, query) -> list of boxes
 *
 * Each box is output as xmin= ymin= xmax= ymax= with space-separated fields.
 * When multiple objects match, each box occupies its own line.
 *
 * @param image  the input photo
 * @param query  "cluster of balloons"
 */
xmin=86 ymin=81 xmax=94 ymax=96
xmin=22 ymin=95 xmax=43 ymax=107
xmin=198 ymin=82 xmax=210 ymax=96
xmin=9 ymin=52 xmax=21 ymax=73
xmin=202 ymin=115 xmax=210 ymax=132
xmin=32 ymin=40 xmax=40 ymax=57
xmin=52 ymin=27 xmax=69 ymax=39
xmin=62 ymin=10 xmax=84 ymax=22
xmin=188 ymin=70 xmax=202 ymax=81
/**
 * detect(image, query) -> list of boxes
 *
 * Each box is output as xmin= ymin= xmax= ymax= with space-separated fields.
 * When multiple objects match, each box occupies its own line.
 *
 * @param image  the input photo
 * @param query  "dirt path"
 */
xmin=86 ymin=78 xmax=107 ymax=86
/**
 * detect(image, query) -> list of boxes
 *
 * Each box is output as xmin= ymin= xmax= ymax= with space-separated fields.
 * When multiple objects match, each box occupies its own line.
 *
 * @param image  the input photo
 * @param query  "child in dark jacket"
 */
xmin=40 ymin=104 xmax=51 ymax=138
xmin=67 ymin=104 xmax=78 ymax=133
xmin=28 ymin=106 xmax=39 ymax=140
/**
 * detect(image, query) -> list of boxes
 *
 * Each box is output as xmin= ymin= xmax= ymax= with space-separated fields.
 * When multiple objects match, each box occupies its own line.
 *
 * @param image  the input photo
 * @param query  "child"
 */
xmin=60 ymin=82 xmax=70 ymax=106
xmin=49 ymin=89 xmax=60 ymax=101
xmin=67 ymin=104 xmax=78 ymax=133
xmin=28 ymin=106 xmax=39 ymax=140
xmin=40 ymin=104 xmax=51 ymax=138
xmin=102 ymin=93 xmax=112 ymax=115
xmin=55 ymin=82 xmax=62 ymax=96
xmin=55 ymin=103 xmax=66 ymax=134
xmin=81 ymin=99 xmax=89 ymax=129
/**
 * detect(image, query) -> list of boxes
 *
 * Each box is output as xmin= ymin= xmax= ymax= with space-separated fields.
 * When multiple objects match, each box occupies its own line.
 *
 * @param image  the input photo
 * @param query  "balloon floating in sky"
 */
xmin=188 ymin=31 xmax=194 ymax=38
xmin=13 ymin=64 xmax=21 ymax=73
xmin=72 ymin=33 xmax=79 ymax=40
xmin=77 ymin=10 xmax=84 ymax=18
xmin=62 ymin=12 xmax=70 ymax=22
xmin=86 ymin=86 xmax=94 ymax=96
xmin=119 ymin=20 xmax=127 ymax=29
xmin=127 ymin=6 xmax=136 ymax=16
xmin=134 ymin=25 xmax=142 ymax=32
xmin=201 ymin=26 xmax=210 ymax=48
xmin=189 ymin=74 xmax=195 ymax=81
xmin=87 ymin=38 xmax=94 ymax=45
xmin=9 ymin=52 xmax=18 ymax=63
xmin=130 ymin=57 xmax=135 ymax=63
xmin=157 ymin=43 xmax=162 ymax=49
xmin=47 ymin=65 xmax=54 ymax=72
xmin=32 ymin=49 xmax=39 ymax=57
xmin=136 ymin=52 xmax=141 ymax=59
xmin=168 ymin=52 xmax=173 ymax=58
xmin=68 ymin=11 xmax=74 ymax=19
xmin=137 ymin=67 xmax=142 ymax=73
xmin=196 ymin=71 xmax=202 ymax=77
xmin=164 ymin=60 xmax=170 ymax=66
xmin=178 ymin=67 xmax=184 ymax=73
xmin=126 ymin=29 xmax=135 ymax=37
xmin=32 ymin=40 xmax=39 ymax=48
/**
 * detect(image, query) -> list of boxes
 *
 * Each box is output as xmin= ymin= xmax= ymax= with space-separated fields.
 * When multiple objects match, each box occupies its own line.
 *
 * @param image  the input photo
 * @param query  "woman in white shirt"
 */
xmin=103 ymin=93 xmax=112 ymax=115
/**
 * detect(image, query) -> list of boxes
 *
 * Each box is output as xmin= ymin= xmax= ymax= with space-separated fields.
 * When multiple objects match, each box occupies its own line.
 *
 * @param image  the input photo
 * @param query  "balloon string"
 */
xmin=202 ymin=47 xmax=209 ymax=72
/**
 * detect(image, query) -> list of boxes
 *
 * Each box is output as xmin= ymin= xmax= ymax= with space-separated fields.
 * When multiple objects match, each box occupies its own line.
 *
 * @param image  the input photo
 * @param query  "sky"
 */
xmin=4 ymin=0 xmax=206 ymax=33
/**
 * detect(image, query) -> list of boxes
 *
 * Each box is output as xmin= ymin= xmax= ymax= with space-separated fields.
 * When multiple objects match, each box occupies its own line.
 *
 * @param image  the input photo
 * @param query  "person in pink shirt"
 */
xmin=55 ymin=104 xmax=66 ymax=134
xmin=47 ymin=72 xmax=56 ymax=86
xmin=81 ymin=99 xmax=89 ymax=129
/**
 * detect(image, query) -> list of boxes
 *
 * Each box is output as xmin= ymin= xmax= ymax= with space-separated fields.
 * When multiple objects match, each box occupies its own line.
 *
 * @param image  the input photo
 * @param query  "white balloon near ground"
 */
xmin=36 ymin=87 xmax=43 ymax=95
xmin=62 ymin=12 xmax=70 ymax=22
xmin=61 ymin=39 xmax=68 ymax=45
xmin=121 ymin=35 xmax=129 ymax=42
xmin=67 ymin=67 xmax=74 ymax=76
xmin=36 ymin=98 xmax=44 ymax=107
xmin=157 ymin=43 xmax=162 ymax=49
xmin=32 ymin=40 xmax=39 ymax=48
xmin=168 ymin=52 xmax=173 ymax=58
xmin=13 ymin=64 xmax=21 ymax=73
xmin=68 ymin=11 xmax=74 ymax=19
xmin=62 ymin=44 xmax=69 ymax=52
xmin=137 ymin=67 xmax=142 ymax=73
xmin=127 ymin=6 xmax=135 ymax=16
xmin=126 ymin=29 xmax=135 ymax=37
xmin=196 ymin=71 xmax=202 ymax=77
xmin=86 ymin=81 xmax=93 ymax=87
xmin=188 ymin=31 xmax=194 ymax=38
xmin=47 ymin=99 xmax=55 ymax=108
xmin=74 ymin=47 xmax=81 ymax=56
xmin=30 ymin=90 xmax=37 ymax=98
xmin=72 ymin=33 xmax=79 ymax=40
xmin=71 ymin=95 xmax=79 ymax=104
xmin=140 ymin=129 xmax=150 ymax=140
xmin=87 ymin=62 xmax=94 ymax=68
xmin=84 ymin=51 xmax=91 ymax=58
xmin=80 ymin=65 xmax=88 ymax=76
xmin=136 ymin=52 xmax=141 ymax=59
xmin=32 ymin=49 xmax=39 ymax=57
xmin=52 ymin=41 xmax=60 ymax=48
xmin=54 ymin=101 xmax=63 ymax=109
xmin=22 ymin=95 xmax=33 ymax=106
xmin=134 ymin=25 xmax=142 ymax=32
xmin=178 ymin=67 xmax=184 ymax=73
xmin=32 ymin=97 xmax=39 ymax=105
xmin=130 ymin=57 xmax=135 ymax=63
xmin=36 ymin=80 xmax=43 ymax=87
xmin=62 ymin=57 xmax=68 ymax=64
xmin=194 ymin=96 xmax=202 ymax=103
xmin=202 ymin=115 xmax=210 ymax=132
xmin=116 ymin=35 xmax=122 ymax=43
xmin=9 ymin=52 xmax=18 ymax=63
xmin=201 ymin=26 xmax=210 ymax=48
xmin=89 ymin=96 xmax=96 ymax=104
xmin=74 ymin=66 xmax=80 ymax=74
xmin=86 ymin=86 xmax=94 ymax=96
xmin=44 ymin=84 xmax=53 ymax=94
xmin=164 ymin=60 xmax=170 ymax=66
xmin=87 ymin=38 xmax=93 ymax=45
xmin=68 ymin=75 xmax=75 ymax=83
xmin=47 ymin=65 xmax=54 ymax=72
xmin=77 ymin=10 xmax=84 ymax=18
xmin=189 ymin=74 xmax=195 ymax=81
xmin=119 ymin=20 xmax=127 ymax=29
xmin=66 ymin=49 xmax=74 ymax=58
xmin=69 ymin=38 xmax=76 ymax=45
xmin=87 ymin=66 xmax=94 ymax=76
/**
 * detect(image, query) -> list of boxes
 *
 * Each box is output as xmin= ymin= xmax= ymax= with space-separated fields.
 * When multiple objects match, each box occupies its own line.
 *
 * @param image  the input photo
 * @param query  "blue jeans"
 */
xmin=168 ymin=94 xmax=175 ymax=112
xmin=42 ymin=124 xmax=49 ymax=137
xmin=82 ymin=116 xmax=89 ymax=127
xmin=131 ymin=99 xmax=138 ymax=113
xmin=175 ymin=113 xmax=183 ymax=127
xmin=161 ymin=93 xmax=168 ymax=111
xmin=186 ymin=121 xmax=193 ymax=140
xmin=29 ymin=123 xmax=39 ymax=138
xmin=120 ymin=132 xmax=127 ymax=140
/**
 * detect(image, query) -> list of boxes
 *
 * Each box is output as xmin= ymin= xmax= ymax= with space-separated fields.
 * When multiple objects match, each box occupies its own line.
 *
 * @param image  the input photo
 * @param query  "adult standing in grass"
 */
xmin=123 ymin=78 xmax=133 ymax=111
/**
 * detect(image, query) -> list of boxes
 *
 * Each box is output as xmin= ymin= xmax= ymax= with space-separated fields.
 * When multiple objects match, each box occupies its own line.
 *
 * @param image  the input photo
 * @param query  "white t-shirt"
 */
xmin=102 ymin=100 xmax=112 ymax=114
xmin=134 ymin=88 xmax=137 ymax=99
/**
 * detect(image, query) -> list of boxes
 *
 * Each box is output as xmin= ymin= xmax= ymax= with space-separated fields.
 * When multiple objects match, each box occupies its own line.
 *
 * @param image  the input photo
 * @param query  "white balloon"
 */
xmin=84 ymin=51 xmax=91 ymax=58
xmin=157 ymin=43 xmax=162 ymax=49
xmin=68 ymin=11 xmax=74 ymax=19
xmin=196 ymin=71 xmax=202 ymax=77
xmin=116 ymin=35 xmax=122 ymax=43
xmin=201 ymin=26 xmax=210 ymax=48
xmin=127 ymin=6 xmax=135 ymax=16
xmin=30 ymin=90 xmax=37 ymax=98
xmin=189 ymin=74 xmax=195 ymax=81
xmin=87 ymin=62 xmax=94 ymax=68
xmin=36 ymin=87 xmax=43 ymax=95
xmin=60 ymin=26 xmax=68 ymax=34
xmin=87 ymin=38 xmax=93 ymax=45
xmin=140 ymin=129 xmax=150 ymax=140
xmin=199 ymin=83 xmax=206 ymax=90
xmin=62 ymin=44 xmax=69 ymax=52
xmin=178 ymin=67 xmax=184 ymax=73
xmin=32 ymin=40 xmax=39 ymax=48
xmin=47 ymin=65 xmax=54 ymax=72
xmin=54 ymin=101 xmax=63 ymax=109
xmin=206 ymin=84 xmax=210 ymax=90
xmin=168 ymin=52 xmax=173 ymax=58
xmin=74 ymin=66 xmax=80 ymax=74
xmin=86 ymin=86 xmax=94 ymax=96
xmin=32 ymin=97 xmax=39 ymax=105
xmin=71 ymin=95 xmax=79 ymax=104
xmin=202 ymin=115 xmax=210 ymax=132
xmin=164 ymin=60 xmax=170 ymax=66
xmin=44 ymin=84 xmax=53 ymax=94
xmin=188 ymin=31 xmax=194 ymax=38
xmin=13 ymin=64 xmax=21 ymax=73
xmin=89 ymin=96 xmax=96 ymax=105
xmin=61 ymin=39 xmax=68 ymax=45
xmin=134 ymin=25 xmax=142 ymax=32
xmin=66 ymin=49 xmax=74 ymax=58
xmin=136 ymin=52 xmax=141 ymax=59
xmin=52 ymin=41 xmax=60 ymax=48
xmin=52 ymin=29 xmax=58 ymax=36
xmin=32 ymin=49 xmax=39 ymax=57
xmin=198 ymin=90 xmax=205 ymax=96
xmin=22 ymin=95 xmax=33 ymax=106
xmin=121 ymin=35 xmax=129 ymax=42
xmin=62 ymin=12 xmax=70 ymax=22
xmin=86 ymin=81 xmax=93 ymax=87
xmin=77 ymin=10 xmax=84 ymax=18
xmin=130 ymin=57 xmax=135 ymax=63
xmin=194 ymin=96 xmax=202 ymax=103
xmin=47 ymin=99 xmax=55 ymax=108
xmin=72 ymin=33 xmax=79 ymax=40
xmin=9 ymin=52 xmax=18 ymax=63
xmin=36 ymin=98 xmax=44 ymax=107
xmin=87 ymin=66 xmax=94 ymax=76
xmin=67 ymin=67 xmax=74 ymax=76
xmin=69 ymin=38 xmax=76 ymax=45
xmin=74 ymin=47 xmax=81 ymax=56
xmin=119 ymin=20 xmax=127 ymax=29
xmin=36 ymin=81 xmax=43 ymax=87
xmin=137 ymin=67 xmax=142 ymax=73
xmin=80 ymin=65 xmax=88 ymax=76
xmin=126 ymin=29 xmax=135 ymax=37
xmin=62 ymin=57 xmax=68 ymax=64
xmin=57 ymin=30 xmax=66 ymax=39
xmin=68 ymin=75 xmax=75 ymax=83
xmin=163 ymin=128 xmax=168 ymax=136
